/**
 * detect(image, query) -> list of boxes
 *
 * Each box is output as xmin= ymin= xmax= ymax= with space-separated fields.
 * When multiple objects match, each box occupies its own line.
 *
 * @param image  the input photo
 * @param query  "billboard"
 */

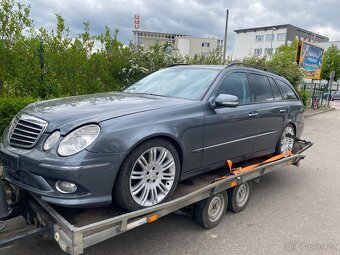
xmin=298 ymin=41 xmax=324 ymax=79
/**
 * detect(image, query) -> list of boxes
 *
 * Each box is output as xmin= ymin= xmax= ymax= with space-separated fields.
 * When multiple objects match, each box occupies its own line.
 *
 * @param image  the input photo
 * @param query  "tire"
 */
xmin=113 ymin=138 xmax=180 ymax=211
xmin=194 ymin=192 xmax=227 ymax=229
xmin=227 ymin=182 xmax=251 ymax=213
xmin=275 ymin=124 xmax=295 ymax=155
xmin=312 ymin=98 xmax=319 ymax=110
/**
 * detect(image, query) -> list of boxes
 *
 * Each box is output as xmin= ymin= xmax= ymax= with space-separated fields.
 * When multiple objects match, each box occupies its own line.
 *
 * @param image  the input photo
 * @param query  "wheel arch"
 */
xmin=112 ymin=133 xmax=185 ymax=189
xmin=287 ymin=121 xmax=297 ymax=135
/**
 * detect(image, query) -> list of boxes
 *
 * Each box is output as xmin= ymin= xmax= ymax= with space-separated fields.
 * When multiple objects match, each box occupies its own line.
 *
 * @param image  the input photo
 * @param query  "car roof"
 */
xmin=167 ymin=63 xmax=284 ymax=80
xmin=168 ymin=64 xmax=225 ymax=70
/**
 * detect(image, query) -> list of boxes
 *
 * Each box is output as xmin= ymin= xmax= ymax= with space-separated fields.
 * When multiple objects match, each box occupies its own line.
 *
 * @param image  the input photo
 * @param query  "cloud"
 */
xmin=21 ymin=0 xmax=340 ymax=54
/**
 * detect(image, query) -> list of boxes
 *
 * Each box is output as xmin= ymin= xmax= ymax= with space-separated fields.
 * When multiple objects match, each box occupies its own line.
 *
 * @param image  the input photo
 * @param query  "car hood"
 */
xmin=22 ymin=92 xmax=191 ymax=133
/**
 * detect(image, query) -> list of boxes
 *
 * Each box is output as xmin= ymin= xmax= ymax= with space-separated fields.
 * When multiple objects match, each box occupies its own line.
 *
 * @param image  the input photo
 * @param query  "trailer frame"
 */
xmin=0 ymin=140 xmax=312 ymax=254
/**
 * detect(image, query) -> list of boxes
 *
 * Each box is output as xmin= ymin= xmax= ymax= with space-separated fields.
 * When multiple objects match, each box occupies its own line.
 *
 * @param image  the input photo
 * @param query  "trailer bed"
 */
xmin=0 ymin=139 xmax=312 ymax=255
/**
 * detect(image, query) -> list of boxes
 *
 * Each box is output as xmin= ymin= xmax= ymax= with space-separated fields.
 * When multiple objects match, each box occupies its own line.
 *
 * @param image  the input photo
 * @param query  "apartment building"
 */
xmin=132 ymin=30 xmax=223 ymax=58
xmin=233 ymin=24 xmax=329 ymax=59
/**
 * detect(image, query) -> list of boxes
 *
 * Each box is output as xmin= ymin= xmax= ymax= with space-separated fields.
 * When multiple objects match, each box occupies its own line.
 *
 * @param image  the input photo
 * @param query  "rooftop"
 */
xmin=234 ymin=24 xmax=329 ymax=40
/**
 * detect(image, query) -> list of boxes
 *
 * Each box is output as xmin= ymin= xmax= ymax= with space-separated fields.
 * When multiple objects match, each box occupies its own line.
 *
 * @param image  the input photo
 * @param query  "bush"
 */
xmin=0 ymin=97 xmax=37 ymax=136
xmin=297 ymin=90 xmax=309 ymax=107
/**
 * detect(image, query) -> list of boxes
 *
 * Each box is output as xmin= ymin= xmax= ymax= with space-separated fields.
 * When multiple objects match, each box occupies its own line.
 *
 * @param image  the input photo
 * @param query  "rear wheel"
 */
xmin=227 ymin=182 xmax=251 ymax=213
xmin=113 ymin=139 xmax=180 ymax=211
xmin=275 ymin=124 xmax=295 ymax=155
xmin=194 ymin=192 xmax=227 ymax=229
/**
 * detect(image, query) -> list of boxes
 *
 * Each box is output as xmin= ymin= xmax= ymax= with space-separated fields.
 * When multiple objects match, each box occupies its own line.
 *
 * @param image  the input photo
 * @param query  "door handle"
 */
xmin=248 ymin=112 xmax=258 ymax=117
xmin=279 ymin=109 xmax=287 ymax=113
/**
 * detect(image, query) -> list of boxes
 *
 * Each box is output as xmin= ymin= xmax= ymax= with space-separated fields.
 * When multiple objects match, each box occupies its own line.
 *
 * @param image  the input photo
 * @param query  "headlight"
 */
xmin=57 ymin=124 xmax=100 ymax=156
xmin=43 ymin=131 xmax=61 ymax=151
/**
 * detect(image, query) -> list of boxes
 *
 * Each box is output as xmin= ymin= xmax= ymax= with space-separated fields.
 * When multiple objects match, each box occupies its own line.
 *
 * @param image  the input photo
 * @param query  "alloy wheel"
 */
xmin=280 ymin=126 xmax=295 ymax=153
xmin=129 ymin=146 xmax=176 ymax=207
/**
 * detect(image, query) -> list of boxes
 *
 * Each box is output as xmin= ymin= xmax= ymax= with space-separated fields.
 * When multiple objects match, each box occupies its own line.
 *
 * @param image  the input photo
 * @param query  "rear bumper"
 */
xmin=296 ymin=122 xmax=304 ymax=138
xmin=1 ymin=143 xmax=125 ymax=208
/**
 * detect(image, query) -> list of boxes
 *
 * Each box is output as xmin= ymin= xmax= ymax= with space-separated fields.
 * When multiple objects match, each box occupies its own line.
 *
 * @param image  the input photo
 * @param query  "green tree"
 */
xmin=321 ymin=44 xmax=340 ymax=82
xmin=267 ymin=40 xmax=304 ymax=88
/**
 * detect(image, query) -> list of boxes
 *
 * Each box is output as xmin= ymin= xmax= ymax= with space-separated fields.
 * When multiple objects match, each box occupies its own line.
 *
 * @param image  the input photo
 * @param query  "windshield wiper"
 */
xmin=131 ymin=92 xmax=167 ymax=98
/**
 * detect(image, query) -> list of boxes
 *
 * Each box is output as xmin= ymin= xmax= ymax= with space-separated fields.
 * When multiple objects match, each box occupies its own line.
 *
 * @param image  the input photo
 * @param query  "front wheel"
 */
xmin=113 ymin=139 xmax=180 ymax=211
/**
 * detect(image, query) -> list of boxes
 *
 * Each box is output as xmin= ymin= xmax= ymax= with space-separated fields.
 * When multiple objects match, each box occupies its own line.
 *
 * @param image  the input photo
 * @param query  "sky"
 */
xmin=21 ymin=0 xmax=340 ymax=54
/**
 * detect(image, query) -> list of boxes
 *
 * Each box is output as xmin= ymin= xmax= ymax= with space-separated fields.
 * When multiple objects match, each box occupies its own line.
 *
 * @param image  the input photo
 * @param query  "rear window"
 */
xmin=268 ymin=77 xmax=283 ymax=100
xmin=275 ymin=80 xmax=298 ymax=100
xmin=248 ymin=73 xmax=274 ymax=102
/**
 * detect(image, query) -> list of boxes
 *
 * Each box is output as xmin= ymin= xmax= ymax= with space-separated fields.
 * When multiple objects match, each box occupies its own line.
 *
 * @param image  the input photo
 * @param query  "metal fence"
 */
xmin=300 ymin=80 xmax=340 ymax=107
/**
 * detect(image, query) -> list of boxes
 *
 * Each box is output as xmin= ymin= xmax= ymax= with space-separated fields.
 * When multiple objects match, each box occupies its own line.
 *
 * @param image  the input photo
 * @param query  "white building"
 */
xmin=315 ymin=41 xmax=340 ymax=51
xmin=233 ymin=24 xmax=329 ymax=59
xmin=132 ymin=30 xmax=223 ymax=58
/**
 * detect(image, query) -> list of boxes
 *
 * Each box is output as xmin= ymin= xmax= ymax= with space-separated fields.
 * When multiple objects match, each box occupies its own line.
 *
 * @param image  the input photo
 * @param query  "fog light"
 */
xmin=55 ymin=181 xmax=77 ymax=193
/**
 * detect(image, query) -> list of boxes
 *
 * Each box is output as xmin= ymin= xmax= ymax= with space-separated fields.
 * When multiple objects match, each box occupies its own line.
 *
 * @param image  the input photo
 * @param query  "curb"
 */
xmin=304 ymin=108 xmax=335 ymax=118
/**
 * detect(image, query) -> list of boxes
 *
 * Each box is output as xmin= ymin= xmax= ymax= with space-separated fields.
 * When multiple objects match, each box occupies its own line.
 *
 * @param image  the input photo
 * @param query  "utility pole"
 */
xmin=328 ymin=70 xmax=335 ymax=106
xmin=223 ymin=9 xmax=229 ymax=63
xmin=270 ymin=27 xmax=277 ymax=60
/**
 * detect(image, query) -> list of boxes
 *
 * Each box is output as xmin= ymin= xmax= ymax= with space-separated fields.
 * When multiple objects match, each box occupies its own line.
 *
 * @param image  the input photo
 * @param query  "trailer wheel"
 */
xmin=227 ymin=182 xmax=251 ymax=213
xmin=194 ymin=191 xmax=227 ymax=229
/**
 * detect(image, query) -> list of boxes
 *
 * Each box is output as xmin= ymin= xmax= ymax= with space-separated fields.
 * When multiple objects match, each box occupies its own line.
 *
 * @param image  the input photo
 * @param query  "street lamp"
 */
xmin=270 ymin=27 xmax=277 ymax=59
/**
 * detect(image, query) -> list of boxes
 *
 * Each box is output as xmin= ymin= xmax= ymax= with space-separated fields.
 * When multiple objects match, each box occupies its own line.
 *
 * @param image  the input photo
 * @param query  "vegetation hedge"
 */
xmin=0 ymin=97 xmax=37 ymax=136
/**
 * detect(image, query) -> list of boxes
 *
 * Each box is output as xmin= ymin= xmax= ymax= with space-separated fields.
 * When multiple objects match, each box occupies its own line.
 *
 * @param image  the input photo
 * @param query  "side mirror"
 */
xmin=213 ymin=94 xmax=239 ymax=108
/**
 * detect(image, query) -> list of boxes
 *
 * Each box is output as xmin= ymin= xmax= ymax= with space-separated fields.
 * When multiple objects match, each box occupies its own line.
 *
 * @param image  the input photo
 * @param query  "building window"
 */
xmin=254 ymin=48 xmax=262 ymax=56
xmin=264 ymin=48 xmax=273 ymax=55
xmin=255 ymin=35 xmax=264 ymax=42
xmin=202 ymin=42 xmax=210 ymax=47
xmin=277 ymin=33 xmax=286 ymax=41
xmin=266 ymin=34 xmax=274 ymax=42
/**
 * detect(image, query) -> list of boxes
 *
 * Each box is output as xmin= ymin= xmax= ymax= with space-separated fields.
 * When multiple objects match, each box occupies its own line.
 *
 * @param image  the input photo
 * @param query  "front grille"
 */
xmin=9 ymin=114 xmax=48 ymax=149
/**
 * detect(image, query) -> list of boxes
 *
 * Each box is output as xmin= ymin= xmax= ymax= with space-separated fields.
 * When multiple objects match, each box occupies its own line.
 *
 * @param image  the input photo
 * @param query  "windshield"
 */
xmin=123 ymin=68 xmax=220 ymax=100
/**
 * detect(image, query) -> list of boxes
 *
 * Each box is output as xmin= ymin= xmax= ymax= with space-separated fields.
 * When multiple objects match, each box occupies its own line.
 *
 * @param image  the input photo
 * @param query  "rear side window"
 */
xmin=268 ymin=77 xmax=283 ymax=100
xmin=248 ymin=73 xmax=274 ymax=102
xmin=275 ymin=80 xmax=298 ymax=100
xmin=216 ymin=72 xmax=250 ymax=105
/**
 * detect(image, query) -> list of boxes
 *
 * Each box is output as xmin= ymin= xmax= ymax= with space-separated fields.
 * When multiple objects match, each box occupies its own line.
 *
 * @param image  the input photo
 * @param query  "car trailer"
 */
xmin=0 ymin=138 xmax=312 ymax=255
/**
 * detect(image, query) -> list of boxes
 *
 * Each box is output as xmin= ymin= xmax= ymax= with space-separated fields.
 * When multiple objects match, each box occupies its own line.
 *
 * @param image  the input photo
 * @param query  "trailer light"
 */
xmin=148 ymin=214 xmax=158 ymax=223
xmin=55 ymin=181 xmax=77 ymax=193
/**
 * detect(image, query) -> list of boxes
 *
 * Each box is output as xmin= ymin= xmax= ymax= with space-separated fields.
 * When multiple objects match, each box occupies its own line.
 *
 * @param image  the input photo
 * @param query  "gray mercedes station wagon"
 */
xmin=0 ymin=64 xmax=304 ymax=211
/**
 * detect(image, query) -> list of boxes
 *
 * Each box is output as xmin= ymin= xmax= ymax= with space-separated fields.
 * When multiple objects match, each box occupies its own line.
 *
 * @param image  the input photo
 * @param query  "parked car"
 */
xmin=0 ymin=64 xmax=304 ymax=211
xmin=331 ymin=91 xmax=340 ymax=100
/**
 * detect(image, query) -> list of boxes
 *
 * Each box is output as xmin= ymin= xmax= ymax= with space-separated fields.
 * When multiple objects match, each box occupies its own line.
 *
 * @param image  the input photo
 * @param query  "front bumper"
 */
xmin=0 ymin=143 xmax=124 ymax=207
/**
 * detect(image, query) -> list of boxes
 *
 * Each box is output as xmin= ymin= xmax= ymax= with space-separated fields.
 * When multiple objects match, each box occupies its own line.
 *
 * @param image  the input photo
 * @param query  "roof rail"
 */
xmin=226 ymin=62 xmax=282 ymax=76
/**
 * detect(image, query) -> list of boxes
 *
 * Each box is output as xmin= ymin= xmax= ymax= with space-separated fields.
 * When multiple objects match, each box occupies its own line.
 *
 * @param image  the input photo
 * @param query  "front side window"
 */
xmin=216 ymin=73 xmax=250 ymax=105
xmin=275 ymin=80 xmax=298 ymax=100
xmin=249 ymin=73 xmax=274 ymax=102
xmin=124 ymin=68 xmax=220 ymax=100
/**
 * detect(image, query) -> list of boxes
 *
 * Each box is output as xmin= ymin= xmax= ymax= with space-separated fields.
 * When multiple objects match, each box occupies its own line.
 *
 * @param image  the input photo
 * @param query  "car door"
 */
xmin=202 ymin=72 xmax=258 ymax=167
xmin=248 ymin=73 xmax=287 ymax=153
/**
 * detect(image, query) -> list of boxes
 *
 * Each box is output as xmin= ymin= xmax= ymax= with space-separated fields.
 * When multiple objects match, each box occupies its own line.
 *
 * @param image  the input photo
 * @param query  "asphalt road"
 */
xmin=1 ymin=106 xmax=340 ymax=255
